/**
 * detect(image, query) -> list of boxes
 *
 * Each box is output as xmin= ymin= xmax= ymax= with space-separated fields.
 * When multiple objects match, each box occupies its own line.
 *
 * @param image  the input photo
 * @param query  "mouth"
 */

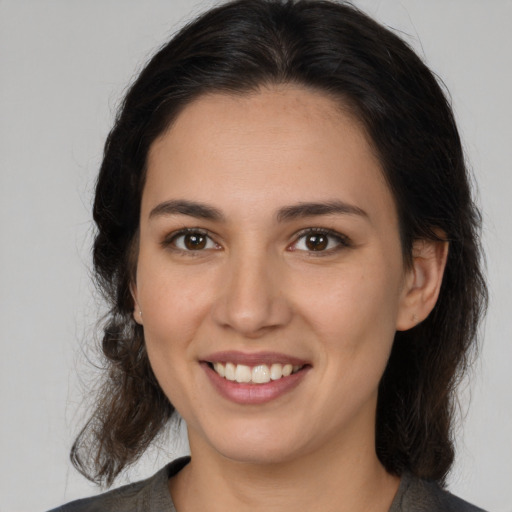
xmin=208 ymin=361 xmax=305 ymax=384
xmin=200 ymin=351 xmax=311 ymax=405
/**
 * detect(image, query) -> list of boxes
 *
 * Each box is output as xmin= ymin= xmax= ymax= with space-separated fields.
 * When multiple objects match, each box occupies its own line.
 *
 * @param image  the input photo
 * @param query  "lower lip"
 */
xmin=202 ymin=363 xmax=310 ymax=405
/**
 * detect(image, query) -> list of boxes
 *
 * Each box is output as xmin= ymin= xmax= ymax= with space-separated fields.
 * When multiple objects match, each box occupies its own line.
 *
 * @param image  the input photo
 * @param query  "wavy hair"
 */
xmin=71 ymin=0 xmax=487 ymax=486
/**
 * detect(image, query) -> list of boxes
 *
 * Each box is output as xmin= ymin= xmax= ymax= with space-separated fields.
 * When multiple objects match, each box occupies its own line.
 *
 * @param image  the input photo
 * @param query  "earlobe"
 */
xmin=396 ymin=238 xmax=449 ymax=331
xmin=130 ymin=283 xmax=143 ymax=325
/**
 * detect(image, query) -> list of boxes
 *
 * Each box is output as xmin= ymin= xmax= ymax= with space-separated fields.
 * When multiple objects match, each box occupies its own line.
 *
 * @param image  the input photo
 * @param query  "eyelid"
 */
xmin=161 ymin=227 xmax=221 ymax=252
xmin=160 ymin=226 xmax=350 ymax=254
xmin=288 ymin=227 xmax=352 ymax=253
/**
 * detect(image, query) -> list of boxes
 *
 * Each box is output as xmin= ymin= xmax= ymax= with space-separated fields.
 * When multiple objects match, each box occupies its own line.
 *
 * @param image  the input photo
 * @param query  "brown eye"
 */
xmin=184 ymin=233 xmax=207 ymax=250
xmin=168 ymin=230 xmax=218 ymax=252
xmin=291 ymin=229 xmax=350 ymax=254
xmin=305 ymin=233 xmax=328 ymax=251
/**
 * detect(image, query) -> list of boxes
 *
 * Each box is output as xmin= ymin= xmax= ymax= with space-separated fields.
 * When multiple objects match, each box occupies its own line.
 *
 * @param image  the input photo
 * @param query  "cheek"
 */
xmin=296 ymin=260 xmax=403 ymax=409
xmin=134 ymin=256 xmax=216 ymax=386
xmin=297 ymin=261 xmax=402 ymax=343
xmin=136 ymin=266 xmax=215 ymax=413
xmin=137 ymin=251 xmax=215 ymax=324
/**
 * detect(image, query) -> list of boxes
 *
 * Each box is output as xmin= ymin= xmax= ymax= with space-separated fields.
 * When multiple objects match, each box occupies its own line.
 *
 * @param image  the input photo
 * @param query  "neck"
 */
xmin=169 ymin=428 xmax=399 ymax=512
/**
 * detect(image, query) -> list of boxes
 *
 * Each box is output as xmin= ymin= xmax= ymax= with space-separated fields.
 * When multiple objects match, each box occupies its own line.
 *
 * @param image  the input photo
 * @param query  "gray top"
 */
xmin=49 ymin=457 xmax=486 ymax=512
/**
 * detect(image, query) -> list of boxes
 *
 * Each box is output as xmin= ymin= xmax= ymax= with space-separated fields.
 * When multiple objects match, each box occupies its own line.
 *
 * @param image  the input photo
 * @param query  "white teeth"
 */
xmin=235 ymin=364 xmax=252 ymax=383
xmin=211 ymin=362 xmax=303 ymax=383
xmin=252 ymin=364 xmax=271 ymax=384
xmin=225 ymin=362 xmax=236 ymax=381
xmin=213 ymin=362 xmax=225 ymax=377
xmin=282 ymin=364 xmax=293 ymax=377
xmin=270 ymin=363 xmax=283 ymax=380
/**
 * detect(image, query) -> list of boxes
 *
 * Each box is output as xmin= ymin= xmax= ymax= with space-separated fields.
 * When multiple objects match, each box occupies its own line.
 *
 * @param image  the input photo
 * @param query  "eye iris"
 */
xmin=184 ymin=233 xmax=207 ymax=250
xmin=305 ymin=233 xmax=328 ymax=251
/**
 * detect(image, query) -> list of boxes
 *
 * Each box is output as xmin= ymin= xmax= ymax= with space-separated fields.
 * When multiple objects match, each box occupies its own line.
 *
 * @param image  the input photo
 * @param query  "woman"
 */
xmin=51 ymin=0 xmax=487 ymax=510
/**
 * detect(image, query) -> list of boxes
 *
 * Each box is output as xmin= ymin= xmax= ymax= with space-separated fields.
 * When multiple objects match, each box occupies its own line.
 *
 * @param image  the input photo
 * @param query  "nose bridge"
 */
xmin=212 ymin=242 xmax=290 ymax=336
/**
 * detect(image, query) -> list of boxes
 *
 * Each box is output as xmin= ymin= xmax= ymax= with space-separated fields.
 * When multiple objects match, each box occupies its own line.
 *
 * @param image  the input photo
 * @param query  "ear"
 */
xmin=396 ymin=238 xmax=449 ymax=331
xmin=130 ymin=282 xmax=143 ymax=325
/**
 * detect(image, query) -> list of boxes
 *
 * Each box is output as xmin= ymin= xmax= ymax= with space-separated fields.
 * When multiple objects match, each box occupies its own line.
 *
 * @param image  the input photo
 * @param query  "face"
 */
xmin=133 ymin=86 xmax=415 ymax=465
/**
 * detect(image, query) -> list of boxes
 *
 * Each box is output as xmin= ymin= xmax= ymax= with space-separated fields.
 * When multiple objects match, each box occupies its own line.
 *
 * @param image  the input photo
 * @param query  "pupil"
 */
xmin=185 ymin=233 xmax=206 ymax=250
xmin=306 ymin=234 xmax=328 ymax=251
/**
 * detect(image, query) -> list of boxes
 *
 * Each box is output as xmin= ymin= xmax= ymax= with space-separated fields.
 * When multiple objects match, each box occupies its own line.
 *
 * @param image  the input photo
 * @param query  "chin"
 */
xmin=197 ymin=418 xmax=315 ymax=466
xmin=217 ymin=441 xmax=299 ymax=466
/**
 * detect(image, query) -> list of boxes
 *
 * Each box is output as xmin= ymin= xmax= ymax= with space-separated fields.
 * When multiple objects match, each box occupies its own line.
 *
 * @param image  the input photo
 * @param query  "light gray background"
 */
xmin=1 ymin=1 xmax=511 ymax=511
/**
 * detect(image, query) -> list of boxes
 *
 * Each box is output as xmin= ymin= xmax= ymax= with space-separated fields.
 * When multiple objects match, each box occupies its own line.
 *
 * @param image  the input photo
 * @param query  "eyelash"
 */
xmin=289 ymin=227 xmax=352 ymax=255
xmin=162 ymin=228 xmax=219 ymax=255
xmin=161 ymin=227 xmax=351 ymax=255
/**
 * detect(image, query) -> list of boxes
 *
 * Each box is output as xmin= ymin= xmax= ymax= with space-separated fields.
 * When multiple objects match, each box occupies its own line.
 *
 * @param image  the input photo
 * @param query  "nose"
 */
xmin=211 ymin=249 xmax=293 ymax=338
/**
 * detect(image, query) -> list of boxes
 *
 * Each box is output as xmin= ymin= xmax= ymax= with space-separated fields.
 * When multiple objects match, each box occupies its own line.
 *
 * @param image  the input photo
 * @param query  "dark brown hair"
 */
xmin=71 ymin=0 xmax=487 ymax=487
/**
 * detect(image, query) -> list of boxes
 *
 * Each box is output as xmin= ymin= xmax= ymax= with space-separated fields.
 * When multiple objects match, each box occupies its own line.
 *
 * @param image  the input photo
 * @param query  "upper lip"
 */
xmin=202 ymin=351 xmax=310 ymax=367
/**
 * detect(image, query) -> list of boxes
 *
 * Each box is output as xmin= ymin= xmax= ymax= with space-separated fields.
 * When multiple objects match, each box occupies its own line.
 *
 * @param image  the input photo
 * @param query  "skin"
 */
xmin=132 ymin=86 xmax=447 ymax=512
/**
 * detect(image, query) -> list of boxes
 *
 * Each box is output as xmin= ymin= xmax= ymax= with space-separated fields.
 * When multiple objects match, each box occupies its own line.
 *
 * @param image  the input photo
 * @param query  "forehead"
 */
xmin=144 ymin=86 xmax=396 ymax=227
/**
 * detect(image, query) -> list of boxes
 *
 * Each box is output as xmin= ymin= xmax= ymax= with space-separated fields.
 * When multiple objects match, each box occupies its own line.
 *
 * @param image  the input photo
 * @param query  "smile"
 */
xmin=211 ymin=362 xmax=303 ymax=384
xmin=202 ymin=351 xmax=311 ymax=404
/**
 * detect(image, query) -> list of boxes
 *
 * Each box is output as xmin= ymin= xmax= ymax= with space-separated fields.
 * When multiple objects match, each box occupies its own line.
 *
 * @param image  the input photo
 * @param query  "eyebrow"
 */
xmin=276 ymin=200 xmax=368 ymax=222
xmin=148 ymin=199 xmax=367 ymax=222
xmin=149 ymin=199 xmax=224 ymax=221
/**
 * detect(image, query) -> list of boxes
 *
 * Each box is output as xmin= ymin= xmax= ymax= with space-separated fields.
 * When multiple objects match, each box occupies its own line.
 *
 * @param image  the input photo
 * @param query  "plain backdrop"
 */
xmin=1 ymin=1 xmax=511 ymax=511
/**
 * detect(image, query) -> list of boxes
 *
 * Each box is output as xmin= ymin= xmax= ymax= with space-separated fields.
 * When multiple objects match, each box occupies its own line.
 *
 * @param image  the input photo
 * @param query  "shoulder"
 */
xmin=47 ymin=457 xmax=189 ymax=512
xmin=392 ymin=473 xmax=487 ymax=512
